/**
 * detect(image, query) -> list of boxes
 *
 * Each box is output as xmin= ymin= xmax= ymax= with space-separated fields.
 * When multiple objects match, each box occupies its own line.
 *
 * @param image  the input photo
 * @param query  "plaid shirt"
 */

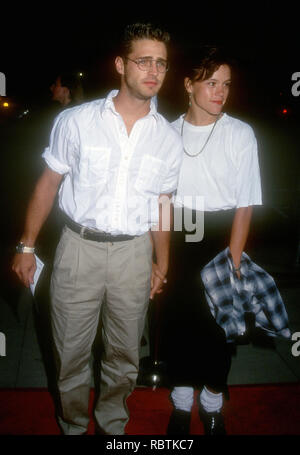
xmin=200 ymin=247 xmax=291 ymax=342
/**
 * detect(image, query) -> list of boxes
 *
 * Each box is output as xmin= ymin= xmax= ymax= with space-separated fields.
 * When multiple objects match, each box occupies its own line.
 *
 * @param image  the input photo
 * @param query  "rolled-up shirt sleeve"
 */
xmin=42 ymin=112 xmax=78 ymax=175
xmin=234 ymin=125 xmax=262 ymax=208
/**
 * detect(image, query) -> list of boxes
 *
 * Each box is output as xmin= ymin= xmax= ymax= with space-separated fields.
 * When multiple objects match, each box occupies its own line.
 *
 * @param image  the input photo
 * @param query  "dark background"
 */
xmin=0 ymin=3 xmax=299 ymax=399
xmin=1 ymin=3 xmax=300 ymax=265
xmin=1 ymin=4 xmax=299 ymax=117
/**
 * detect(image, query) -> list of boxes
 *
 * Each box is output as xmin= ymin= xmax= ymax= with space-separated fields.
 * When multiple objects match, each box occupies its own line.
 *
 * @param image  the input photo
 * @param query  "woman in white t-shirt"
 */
xmin=163 ymin=46 xmax=262 ymax=435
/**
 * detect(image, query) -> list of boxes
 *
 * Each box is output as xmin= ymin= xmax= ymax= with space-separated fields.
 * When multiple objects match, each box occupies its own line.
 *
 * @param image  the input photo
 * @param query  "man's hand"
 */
xmin=150 ymin=263 xmax=167 ymax=300
xmin=10 ymin=166 xmax=63 ymax=290
xmin=149 ymin=193 xmax=172 ymax=300
xmin=12 ymin=253 xmax=36 ymax=288
xmin=11 ymin=167 xmax=63 ymax=288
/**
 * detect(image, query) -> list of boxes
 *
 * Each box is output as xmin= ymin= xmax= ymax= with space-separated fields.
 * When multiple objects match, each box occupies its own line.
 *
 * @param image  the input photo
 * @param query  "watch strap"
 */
xmin=16 ymin=242 xmax=35 ymax=254
xmin=22 ymin=246 xmax=35 ymax=253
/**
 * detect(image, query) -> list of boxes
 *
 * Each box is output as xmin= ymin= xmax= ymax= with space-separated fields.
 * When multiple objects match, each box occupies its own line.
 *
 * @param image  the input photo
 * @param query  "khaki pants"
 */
xmin=50 ymin=226 xmax=152 ymax=435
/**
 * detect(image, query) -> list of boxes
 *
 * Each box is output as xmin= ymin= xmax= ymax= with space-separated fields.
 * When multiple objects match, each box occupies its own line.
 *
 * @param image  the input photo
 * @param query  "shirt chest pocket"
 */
xmin=135 ymin=154 xmax=167 ymax=196
xmin=79 ymin=147 xmax=111 ymax=187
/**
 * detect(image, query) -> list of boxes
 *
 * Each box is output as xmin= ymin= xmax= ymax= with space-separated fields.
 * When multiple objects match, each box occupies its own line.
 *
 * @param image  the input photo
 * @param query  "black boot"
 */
xmin=199 ymin=405 xmax=226 ymax=435
xmin=167 ymin=408 xmax=191 ymax=435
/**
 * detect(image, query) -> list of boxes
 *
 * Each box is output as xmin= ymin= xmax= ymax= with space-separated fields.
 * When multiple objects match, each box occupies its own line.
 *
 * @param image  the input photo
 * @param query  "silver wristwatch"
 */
xmin=16 ymin=242 xmax=35 ymax=254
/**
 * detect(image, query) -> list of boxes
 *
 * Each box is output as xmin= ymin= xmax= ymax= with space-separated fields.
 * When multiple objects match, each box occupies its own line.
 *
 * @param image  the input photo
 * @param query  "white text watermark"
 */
xmin=291 ymin=72 xmax=300 ymax=97
xmin=88 ymin=195 xmax=205 ymax=242
xmin=0 ymin=332 xmax=6 ymax=357
xmin=0 ymin=72 xmax=6 ymax=96
xmin=291 ymin=332 xmax=300 ymax=357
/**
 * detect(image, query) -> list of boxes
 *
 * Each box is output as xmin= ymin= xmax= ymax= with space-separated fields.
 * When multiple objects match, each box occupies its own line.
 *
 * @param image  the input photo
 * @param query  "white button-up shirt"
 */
xmin=42 ymin=90 xmax=183 ymax=235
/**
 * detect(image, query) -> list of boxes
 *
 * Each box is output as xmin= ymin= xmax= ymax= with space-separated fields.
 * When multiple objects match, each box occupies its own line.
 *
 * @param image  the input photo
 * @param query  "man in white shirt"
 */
xmin=12 ymin=23 xmax=183 ymax=435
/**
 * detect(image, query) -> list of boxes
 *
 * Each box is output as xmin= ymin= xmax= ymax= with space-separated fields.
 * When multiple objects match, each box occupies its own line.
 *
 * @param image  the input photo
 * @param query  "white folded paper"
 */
xmin=30 ymin=255 xmax=44 ymax=295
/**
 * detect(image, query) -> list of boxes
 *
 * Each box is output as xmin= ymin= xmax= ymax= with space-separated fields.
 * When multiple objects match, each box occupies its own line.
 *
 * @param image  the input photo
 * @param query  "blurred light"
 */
xmin=18 ymin=109 xmax=29 ymax=118
xmin=79 ymin=72 xmax=83 ymax=77
xmin=282 ymin=108 xmax=288 ymax=114
xmin=3 ymin=102 xmax=9 ymax=108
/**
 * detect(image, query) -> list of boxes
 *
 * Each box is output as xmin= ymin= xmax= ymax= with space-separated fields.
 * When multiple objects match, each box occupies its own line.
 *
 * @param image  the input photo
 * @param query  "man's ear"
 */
xmin=115 ymin=56 xmax=125 ymax=75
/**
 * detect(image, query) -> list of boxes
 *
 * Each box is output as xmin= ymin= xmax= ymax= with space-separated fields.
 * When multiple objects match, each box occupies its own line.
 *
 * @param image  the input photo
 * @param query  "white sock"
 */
xmin=171 ymin=387 xmax=194 ymax=412
xmin=199 ymin=386 xmax=223 ymax=413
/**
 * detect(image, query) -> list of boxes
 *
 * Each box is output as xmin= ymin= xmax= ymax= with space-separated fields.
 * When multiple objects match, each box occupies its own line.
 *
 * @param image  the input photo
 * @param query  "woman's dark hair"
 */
xmin=185 ymin=45 xmax=235 ymax=83
xmin=119 ymin=22 xmax=170 ymax=57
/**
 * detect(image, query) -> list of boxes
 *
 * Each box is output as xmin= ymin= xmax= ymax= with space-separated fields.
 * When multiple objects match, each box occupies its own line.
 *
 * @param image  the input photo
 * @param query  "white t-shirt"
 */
xmin=172 ymin=113 xmax=262 ymax=211
xmin=42 ymin=90 xmax=183 ymax=235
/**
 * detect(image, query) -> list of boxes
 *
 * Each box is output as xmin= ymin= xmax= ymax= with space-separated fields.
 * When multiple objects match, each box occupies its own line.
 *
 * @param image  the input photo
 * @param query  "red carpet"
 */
xmin=0 ymin=384 xmax=300 ymax=435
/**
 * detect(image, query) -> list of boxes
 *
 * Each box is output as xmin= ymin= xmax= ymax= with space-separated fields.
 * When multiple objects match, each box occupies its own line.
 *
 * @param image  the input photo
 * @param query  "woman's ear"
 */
xmin=184 ymin=77 xmax=193 ymax=95
xmin=115 ymin=56 xmax=125 ymax=76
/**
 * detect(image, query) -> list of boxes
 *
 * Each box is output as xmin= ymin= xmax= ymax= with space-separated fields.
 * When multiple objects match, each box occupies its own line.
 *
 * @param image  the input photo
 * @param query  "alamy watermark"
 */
xmin=291 ymin=72 xmax=300 ymax=97
xmin=152 ymin=195 xmax=204 ymax=242
xmin=93 ymin=195 xmax=205 ymax=242
xmin=291 ymin=332 xmax=300 ymax=357
xmin=0 ymin=72 xmax=6 ymax=96
xmin=0 ymin=332 xmax=6 ymax=357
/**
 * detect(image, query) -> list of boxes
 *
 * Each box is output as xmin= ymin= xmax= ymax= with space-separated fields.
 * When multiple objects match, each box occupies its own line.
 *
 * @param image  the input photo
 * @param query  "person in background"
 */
xmin=163 ymin=45 xmax=262 ymax=435
xmin=50 ymin=71 xmax=84 ymax=108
